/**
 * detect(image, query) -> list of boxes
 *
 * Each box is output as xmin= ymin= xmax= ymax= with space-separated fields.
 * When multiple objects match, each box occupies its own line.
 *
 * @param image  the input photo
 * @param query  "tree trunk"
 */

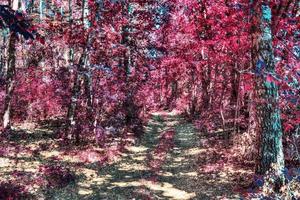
xmin=84 ymin=71 xmax=93 ymax=120
xmin=189 ymin=65 xmax=198 ymax=118
xmin=0 ymin=31 xmax=7 ymax=78
xmin=39 ymin=0 xmax=45 ymax=19
xmin=230 ymin=63 xmax=239 ymax=105
xmin=66 ymin=50 xmax=87 ymax=141
xmin=65 ymin=0 xmax=93 ymax=142
xmin=253 ymin=2 xmax=284 ymax=181
xmin=2 ymin=32 xmax=16 ymax=130
xmin=200 ymin=65 xmax=211 ymax=111
xmin=66 ymin=68 xmax=81 ymax=139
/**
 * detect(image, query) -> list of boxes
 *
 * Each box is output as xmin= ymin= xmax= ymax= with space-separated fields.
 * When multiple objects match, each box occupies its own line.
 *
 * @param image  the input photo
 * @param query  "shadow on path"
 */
xmin=71 ymin=111 xmax=241 ymax=200
xmin=0 ymin=111 xmax=243 ymax=199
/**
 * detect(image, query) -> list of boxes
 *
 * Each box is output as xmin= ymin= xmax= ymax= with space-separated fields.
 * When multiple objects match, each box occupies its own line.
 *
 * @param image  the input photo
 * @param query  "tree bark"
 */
xmin=189 ymin=65 xmax=198 ymax=117
xmin=0 ymin=31 xmax=7 ymax=78
xmin=2 ymin=32 xmax=16 ymax=130
xmin=253 ymin=2 xmax=284 ymax=180
xmin=200 ymin=65 xmax=211 ymax=111
xmin=66 ymin=49 xmax=87 ymax=141
xmin=65 ymin=0 xmax=93 ymax=142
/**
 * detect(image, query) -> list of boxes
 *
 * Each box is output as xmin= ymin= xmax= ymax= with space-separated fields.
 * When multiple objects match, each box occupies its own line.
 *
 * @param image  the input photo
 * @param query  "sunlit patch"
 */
xmin=111 ymin=181 xmax=142 ymax=187
xmin=169 ymin=162 xmax=182 ymax=167
xmin=123 ymin=137 xmax=136 ymax=144
xmin=0 ymin=157 xmax=40 ymax=174
xmin=26 ymin=142 xmax=42 ymax=150
xmin=0 ymin=158 xmax=13 ymax=168
xmin=126 ymin=146 xmax=148 ymax=153
xmin=77 ymin=168 xmax=98 ymax=178
xmin=60 ymin=154 xmax=82 ymax=163
xmin=218 ymin=171 xmax=229 ymax=178
xmin=165 ymin=120 xmax=180 ymax=126
xmin=109 ymin=179 xmax=196 ymax=200
xmin=157 ymin=171 xmax=174 ymax=177
xmin=168 ymin=110 xmax=181 ymax=116
xmin=152 ymin=110 xmax=181 ymax=116
xmin=76 ymin=169 xmax=112 ymax=194
xmin=131 ymin=155 xmax=147 ymax=161
xmin=119 ymin=162 xmax=149 ymax=171
xmin=179 ymin=171 xmax=198 ymax=176
xmin=15 ymin=161 xmax=40 ymax=173
xmin=173 ymin=156 xmax=185 ymax=162
xmin=92 ymin=176 xmax=110 ymax=184
xmin=14 ymin=123 xmax=37 ymax=130
xmin=78 ymin=188 xmax=93 ymax=195
xmin=77 ymin=168 xmax=112 ymax=182
xmin=176 ymin=137 xmax=192 ymax=142
xmin=184 ymin=148 xmax=205 ymax=156
xmin=15 ymin=151 xmax=33 ymax=158
xmin=141 ymin=180 xmax=196 ymax=200
xmin=39 ymin=150 xmax=60 ymax=159
xmin=78 ymin=182 xmax=91 ymax=188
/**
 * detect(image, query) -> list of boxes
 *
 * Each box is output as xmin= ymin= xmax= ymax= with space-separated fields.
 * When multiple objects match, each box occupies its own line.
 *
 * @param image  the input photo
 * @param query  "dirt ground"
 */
xmin=0 ymin=111 xmax=253 ymax=199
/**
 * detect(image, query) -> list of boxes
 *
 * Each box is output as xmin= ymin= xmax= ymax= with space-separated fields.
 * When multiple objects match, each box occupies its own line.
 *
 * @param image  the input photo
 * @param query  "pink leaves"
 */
xmin=35 ymin=34 xmax=45 ymax=45
xmin=283 ymin=123 xmax=294 ymax=133
xmin=266 ymin=74 xmax=274 ymax=83
xmin=243 ymin=83 xmax=253 ymax=92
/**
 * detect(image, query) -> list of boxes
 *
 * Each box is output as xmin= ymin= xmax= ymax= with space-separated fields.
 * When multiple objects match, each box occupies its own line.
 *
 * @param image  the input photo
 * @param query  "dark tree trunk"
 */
xmin=230 ymin=64 xmax=239 ymax=105
xmin=84 ymin=72 xmax=93 ymax=120
xmin=200 ymin=66 xmax=211 ymax=111
xmin=66 ymin=68 xmax=81 ymax=140
xmin=65 ymin=0 xmax=93 ymax=143
xmin=66 ymin=50 xmax=87 ymax=141
xmin=0 ymin=32 xmax=7 ymax=78
xmin=189 ymin=65 xmax=198 ymax=118
xmin=2 ymin=32 xmax=16 ymax=130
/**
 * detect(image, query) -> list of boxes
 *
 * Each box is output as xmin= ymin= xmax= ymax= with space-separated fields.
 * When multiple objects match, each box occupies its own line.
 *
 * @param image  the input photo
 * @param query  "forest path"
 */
xmin=0 ymin=111 xmax=245 ymax=199
xmin=78 ymin=111 xmax=241 ymax=199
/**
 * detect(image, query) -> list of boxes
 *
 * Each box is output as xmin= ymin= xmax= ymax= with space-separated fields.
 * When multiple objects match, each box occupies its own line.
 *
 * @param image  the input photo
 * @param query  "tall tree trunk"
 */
xmin=200 ymin=65 xmax=211 ymax=111
xmin=2 ymin=1 xmax=30 ymax=129
xmin=66 ymin=68 xmax=81 ymax=140
xmin=3 ymin=32 xmax=16 ymax=130
xmin=84 ymin=71 xmax=93 ymax=120
xmin=66 ymin=45 xmax=88 ymax=141
xmin=189 ymin=65 xmax=197 ymax=117
xmin=253 ymin=1 xmax=284 ymax=181
xmin=121 ymin=2 xmax=144 ymax=137
xmin=39 ymin=0 xmax=45 ymax=19
xmin=66 ymin=0 xmax=93 ymax=142
xmin=230 ymin=63 xmax=239 ymax=105
xmin=0 ymin=31 xmax=7 ymax=78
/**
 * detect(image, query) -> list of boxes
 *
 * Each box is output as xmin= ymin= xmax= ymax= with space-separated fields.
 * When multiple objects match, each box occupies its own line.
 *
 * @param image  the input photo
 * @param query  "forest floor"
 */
xmin=0 ymin=111 xmax=254 ymax=199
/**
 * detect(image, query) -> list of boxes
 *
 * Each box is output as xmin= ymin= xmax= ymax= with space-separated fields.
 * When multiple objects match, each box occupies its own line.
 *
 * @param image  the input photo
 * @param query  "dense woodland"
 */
xmin=0 ymin=0 xmax=299 ymax=199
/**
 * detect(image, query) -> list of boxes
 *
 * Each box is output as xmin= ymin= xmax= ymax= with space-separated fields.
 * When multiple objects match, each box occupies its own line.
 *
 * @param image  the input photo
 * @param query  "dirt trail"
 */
xmin=0 ymin=111 xmax=245 ymax=199
xmin=78 ymin=111 xmax=241 ymax=200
